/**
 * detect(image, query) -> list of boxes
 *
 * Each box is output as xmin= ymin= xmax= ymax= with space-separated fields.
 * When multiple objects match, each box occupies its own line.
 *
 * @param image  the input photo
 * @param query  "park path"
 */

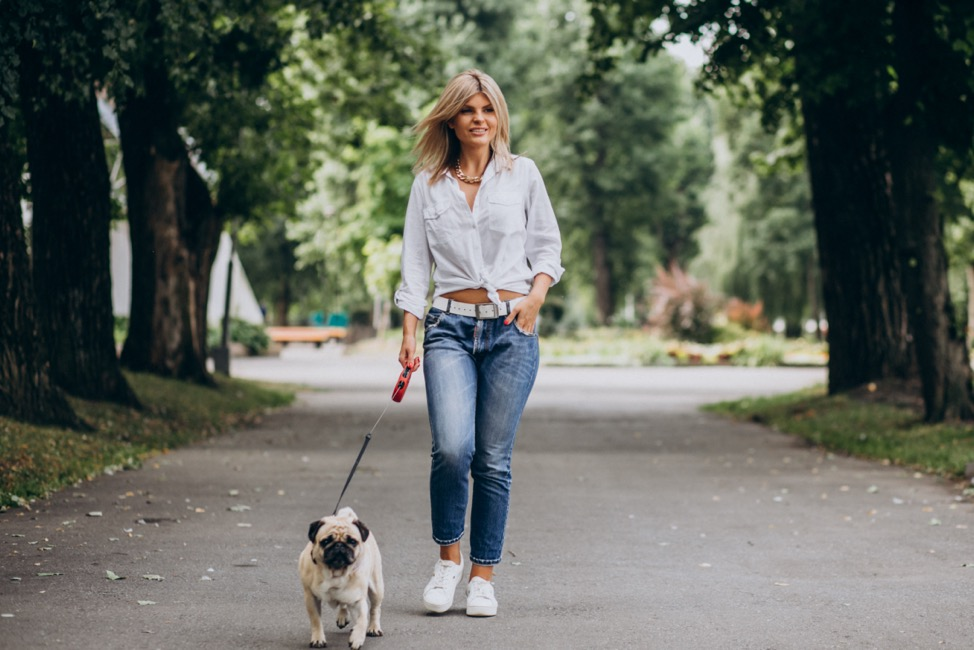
xmin=1 ymin=346 xmax=971 ymax=649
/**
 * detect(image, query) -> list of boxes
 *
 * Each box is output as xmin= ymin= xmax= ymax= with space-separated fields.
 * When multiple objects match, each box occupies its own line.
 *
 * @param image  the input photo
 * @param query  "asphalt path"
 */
xmin=1 ymin=345 xmax=971 ymax=649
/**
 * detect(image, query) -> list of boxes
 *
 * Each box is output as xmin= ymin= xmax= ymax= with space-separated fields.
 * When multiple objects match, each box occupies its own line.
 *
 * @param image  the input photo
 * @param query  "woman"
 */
xmin=395 ymin=69 xmax=564 ymax=618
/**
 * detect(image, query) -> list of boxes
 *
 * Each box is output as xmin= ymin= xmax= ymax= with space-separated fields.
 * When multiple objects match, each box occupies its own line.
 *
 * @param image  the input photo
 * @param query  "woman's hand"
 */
xmin=399 ymin=313 xmax=420 ymax=367
xmin=505 ymin=273 xmax=553 ymax=334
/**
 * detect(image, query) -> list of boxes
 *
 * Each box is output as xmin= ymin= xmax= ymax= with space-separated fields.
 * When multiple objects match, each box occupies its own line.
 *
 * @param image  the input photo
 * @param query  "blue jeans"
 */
xmin=422 ymin=308 xmax=539 ymax=566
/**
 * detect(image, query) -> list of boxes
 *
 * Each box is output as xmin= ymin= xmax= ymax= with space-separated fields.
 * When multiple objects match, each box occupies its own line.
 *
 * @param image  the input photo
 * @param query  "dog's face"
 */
xmin=308 ymin=509 xmax=371 ymax=571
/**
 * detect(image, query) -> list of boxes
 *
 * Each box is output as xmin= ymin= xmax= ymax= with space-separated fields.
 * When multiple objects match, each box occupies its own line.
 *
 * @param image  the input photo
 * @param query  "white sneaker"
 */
xmin=465 ymin=577 xmax=497 ymax=617
xmin=423 ymin=556 xmax=464 ymax=613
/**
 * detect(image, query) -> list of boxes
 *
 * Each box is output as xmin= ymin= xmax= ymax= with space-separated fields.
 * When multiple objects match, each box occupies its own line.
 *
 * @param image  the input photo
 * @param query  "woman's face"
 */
xmin=448 ymin=92 xmax=496 ymax=152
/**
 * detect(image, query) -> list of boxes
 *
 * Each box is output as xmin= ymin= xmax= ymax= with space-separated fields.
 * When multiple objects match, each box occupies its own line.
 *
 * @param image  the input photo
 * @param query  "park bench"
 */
xmin=265 ymin=325 xmax=347 ymax=347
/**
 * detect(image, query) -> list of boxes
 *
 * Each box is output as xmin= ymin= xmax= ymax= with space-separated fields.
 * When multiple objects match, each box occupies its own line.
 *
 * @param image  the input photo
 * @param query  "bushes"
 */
xmin=207 ymin=319 xmax=270 ymax=355
xmin=541 ymin=328 xmax=826 ymax=368
xmin=646 ymin=264 xmax=719 ymax=343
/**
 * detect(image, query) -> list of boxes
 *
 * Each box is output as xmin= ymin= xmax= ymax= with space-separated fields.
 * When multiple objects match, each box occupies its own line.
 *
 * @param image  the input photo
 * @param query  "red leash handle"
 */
xmin=392 ymin=357 xmax=421 ymax=402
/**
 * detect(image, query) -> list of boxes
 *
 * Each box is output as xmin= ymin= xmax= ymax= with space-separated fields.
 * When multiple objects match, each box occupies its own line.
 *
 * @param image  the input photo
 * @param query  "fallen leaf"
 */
xmin=142 ymin=574 xmax=164 ymax=581
xmin=105 ymin=570 xmax=125 ymax=581
xmin=87 ymin=512 xmax=103 ymax=518
xmin=137 ymin=600 xmax=156 ymax=606
xmin=35 ymin=572 xmax=63 ymax=577
xmin=228 ymin=505 xmax=251 ymax=512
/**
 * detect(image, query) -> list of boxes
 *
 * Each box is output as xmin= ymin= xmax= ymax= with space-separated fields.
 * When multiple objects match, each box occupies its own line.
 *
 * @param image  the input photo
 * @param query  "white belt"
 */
xmin=431 ymin=296 xmax=524 ymax=319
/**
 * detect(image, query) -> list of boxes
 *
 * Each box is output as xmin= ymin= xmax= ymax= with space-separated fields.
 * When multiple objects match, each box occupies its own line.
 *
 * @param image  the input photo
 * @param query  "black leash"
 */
xmin=331 ymin=359 xmax=419 ymax=515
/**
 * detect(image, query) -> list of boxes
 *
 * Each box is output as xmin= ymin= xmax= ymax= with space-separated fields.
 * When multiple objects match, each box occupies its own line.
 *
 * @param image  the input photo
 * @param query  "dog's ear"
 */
xmin=308 ymin=519 xmax=325 ymax=543
xmin=353 ymin=518 xmax=370 ymax=542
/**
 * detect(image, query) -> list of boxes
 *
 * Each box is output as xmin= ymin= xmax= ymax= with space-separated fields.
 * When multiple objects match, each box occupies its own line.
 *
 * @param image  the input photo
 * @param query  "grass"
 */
xmin=0 ymin=372 xmax=294 ymax=510
xmin=704 ymin=386 xmax=974 ymax=482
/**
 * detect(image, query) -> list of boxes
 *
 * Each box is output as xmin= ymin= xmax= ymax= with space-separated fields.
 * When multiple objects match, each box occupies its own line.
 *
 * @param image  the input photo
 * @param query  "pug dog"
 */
xmin=299 ymin=507 xmax=384 ymax=649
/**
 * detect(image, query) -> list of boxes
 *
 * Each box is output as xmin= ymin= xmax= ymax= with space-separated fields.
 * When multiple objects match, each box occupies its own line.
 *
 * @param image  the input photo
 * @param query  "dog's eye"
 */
xmin=321 ymin=535 xmax=333 ymax=546
xmin=345 ymin=538 xmax=358 ymax=547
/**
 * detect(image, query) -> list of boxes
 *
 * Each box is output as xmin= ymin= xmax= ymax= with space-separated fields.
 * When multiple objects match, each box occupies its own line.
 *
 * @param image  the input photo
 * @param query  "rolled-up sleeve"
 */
xmin=524 ymin=160 xmax=565 ymax=285
xmin=394 ymin=176 xmax=433 ymax=319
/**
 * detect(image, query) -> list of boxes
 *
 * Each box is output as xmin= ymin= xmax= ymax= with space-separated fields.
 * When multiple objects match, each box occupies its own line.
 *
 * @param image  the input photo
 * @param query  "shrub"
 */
xmin=724 ymin=297 xmax=769 ymax=332
xmin=646 ymin=264 xmax=719 ymax=343
xmin=207 ymin=319 xmax=270 ymax=355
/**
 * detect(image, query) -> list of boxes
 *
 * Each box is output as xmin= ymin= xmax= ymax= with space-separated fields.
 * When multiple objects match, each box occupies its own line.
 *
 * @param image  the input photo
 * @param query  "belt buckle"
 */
xmin=475 ymin=303 xmax=498 ymax=319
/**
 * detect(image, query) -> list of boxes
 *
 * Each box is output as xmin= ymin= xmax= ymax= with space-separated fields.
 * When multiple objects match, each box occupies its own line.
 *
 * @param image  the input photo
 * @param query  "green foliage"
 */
xmin=705 ymin=388 xmax=974 ymax=478
xmin=0 ymin=0 xmax=135 ymax=125
xmin=291 ymin=122 xmax=415 ymax=313
xmin=207 ymin=319 xmax=270 ymax=355
xmin=692 ymin=91 xmax=817 ymax=332
xmin=0 ymin=372 xmax=293 ymax=510
xmin=236 ymin=2 xmax=439 ymax=322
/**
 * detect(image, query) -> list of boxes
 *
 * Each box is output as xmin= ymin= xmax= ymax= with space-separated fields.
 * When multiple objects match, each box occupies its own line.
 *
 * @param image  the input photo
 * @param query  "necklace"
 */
xmin=454 ymin=159 xmax=482 ymax=184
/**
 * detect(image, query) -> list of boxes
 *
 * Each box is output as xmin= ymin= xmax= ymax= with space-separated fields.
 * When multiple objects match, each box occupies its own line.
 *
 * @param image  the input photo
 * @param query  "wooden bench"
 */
xmin=266 ymin=326 xmax=347 ymax=347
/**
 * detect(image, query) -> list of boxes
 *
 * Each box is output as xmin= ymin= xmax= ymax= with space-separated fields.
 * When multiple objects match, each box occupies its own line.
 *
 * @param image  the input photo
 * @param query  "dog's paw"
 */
xmin=309 ymin=640 xmax=327 ymax=648
xmin=336 ymin=606 xmax=349 ymax=629
xmin=349 ymin=628 xmax=367 ymax=649
xmin=367 ymin=628 xmax=383 ymax=638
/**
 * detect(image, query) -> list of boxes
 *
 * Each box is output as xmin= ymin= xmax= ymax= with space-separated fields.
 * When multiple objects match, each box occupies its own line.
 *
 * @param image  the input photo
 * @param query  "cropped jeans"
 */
xmin=422 ymin=307 xmax=539 ymax=566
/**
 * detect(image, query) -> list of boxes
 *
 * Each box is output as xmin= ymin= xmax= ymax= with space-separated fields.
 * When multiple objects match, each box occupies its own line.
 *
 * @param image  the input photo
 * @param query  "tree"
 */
xmin=261 ymin=4 xmax=440 ymax=325
xmin=17 ymin=5 xmax=139 ymax=406
xmin=0 ymin=119 xmax=83 ymax=428
xmin=542 ymin=51 xmax=712 ymax=325
xmin=0 ymin=0 xmax=137 ymax=408
xmin=589 ymin=0 xmax=974 ymax=420
xmin=116 ymin=0 xmax=283 ymax=383
xmin=694 ymin=92 xmax=817 ymax=334
xmin=292 ymin=123 xmax=415 ymax=324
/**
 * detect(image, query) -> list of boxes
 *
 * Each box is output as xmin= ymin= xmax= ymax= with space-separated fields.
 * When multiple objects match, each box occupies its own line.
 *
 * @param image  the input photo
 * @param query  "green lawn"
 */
xmin=705 ymin=386 xmax=974 ymax=484
xmin=0 ymin=373 xmax=293 ymax=510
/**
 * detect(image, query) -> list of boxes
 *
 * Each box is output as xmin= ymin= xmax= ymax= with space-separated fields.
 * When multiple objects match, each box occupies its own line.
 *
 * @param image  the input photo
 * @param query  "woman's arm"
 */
xmin=399 ymin=312 xmax=421 ymax=368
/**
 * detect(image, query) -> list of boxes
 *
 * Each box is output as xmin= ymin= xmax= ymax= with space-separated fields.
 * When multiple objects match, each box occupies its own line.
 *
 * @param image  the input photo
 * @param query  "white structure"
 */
xmin=110 ymin=221 xmax=264 ymax=325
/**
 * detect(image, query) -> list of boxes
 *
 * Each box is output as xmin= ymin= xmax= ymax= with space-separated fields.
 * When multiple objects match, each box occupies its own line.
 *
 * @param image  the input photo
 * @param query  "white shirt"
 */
xmin=395 ymin=155 xmax=565 ymax=319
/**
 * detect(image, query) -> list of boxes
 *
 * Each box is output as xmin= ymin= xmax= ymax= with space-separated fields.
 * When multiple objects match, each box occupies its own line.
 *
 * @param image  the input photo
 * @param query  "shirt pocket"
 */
xmin=487 ymin=192 xmax=524 ymax=235
xmin=423 ymin=201 xmax=457 ymax=245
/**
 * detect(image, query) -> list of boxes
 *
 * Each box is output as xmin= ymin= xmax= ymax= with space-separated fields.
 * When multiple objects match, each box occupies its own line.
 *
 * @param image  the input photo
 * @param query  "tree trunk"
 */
xmin=118 ymin=93 xmax=221 ymax=384
xmin=19 ymin=50 xmax=139 ymax=407
xmin=591 ymin=223 xmax=613 ymax=325
xmin=887 ymin=0 xmax=974 ymax=421
xmin=0 ymin=121 xmax=85 ymax=428
xmin=800 ymin=94 xmax=915 ymax=393
xmin=585 ymin=138 xmax=614 ymax=325
xmin=117 ymin=13 xmax=222 ymax=386
xmin=965 ymin=265 xmax=974 ymax=351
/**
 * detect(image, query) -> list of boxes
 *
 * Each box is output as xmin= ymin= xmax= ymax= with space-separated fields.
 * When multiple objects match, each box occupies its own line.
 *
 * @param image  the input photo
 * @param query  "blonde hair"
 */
xmin=413 ymin=69 xmax=513 ymax=182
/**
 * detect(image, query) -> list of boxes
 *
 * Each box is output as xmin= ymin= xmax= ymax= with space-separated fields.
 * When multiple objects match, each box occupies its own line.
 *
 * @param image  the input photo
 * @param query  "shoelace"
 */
xmin=431 ymin=562 xmax=458 ymax=588
xmin=468 ymin=580 xmax=493 ymax=600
